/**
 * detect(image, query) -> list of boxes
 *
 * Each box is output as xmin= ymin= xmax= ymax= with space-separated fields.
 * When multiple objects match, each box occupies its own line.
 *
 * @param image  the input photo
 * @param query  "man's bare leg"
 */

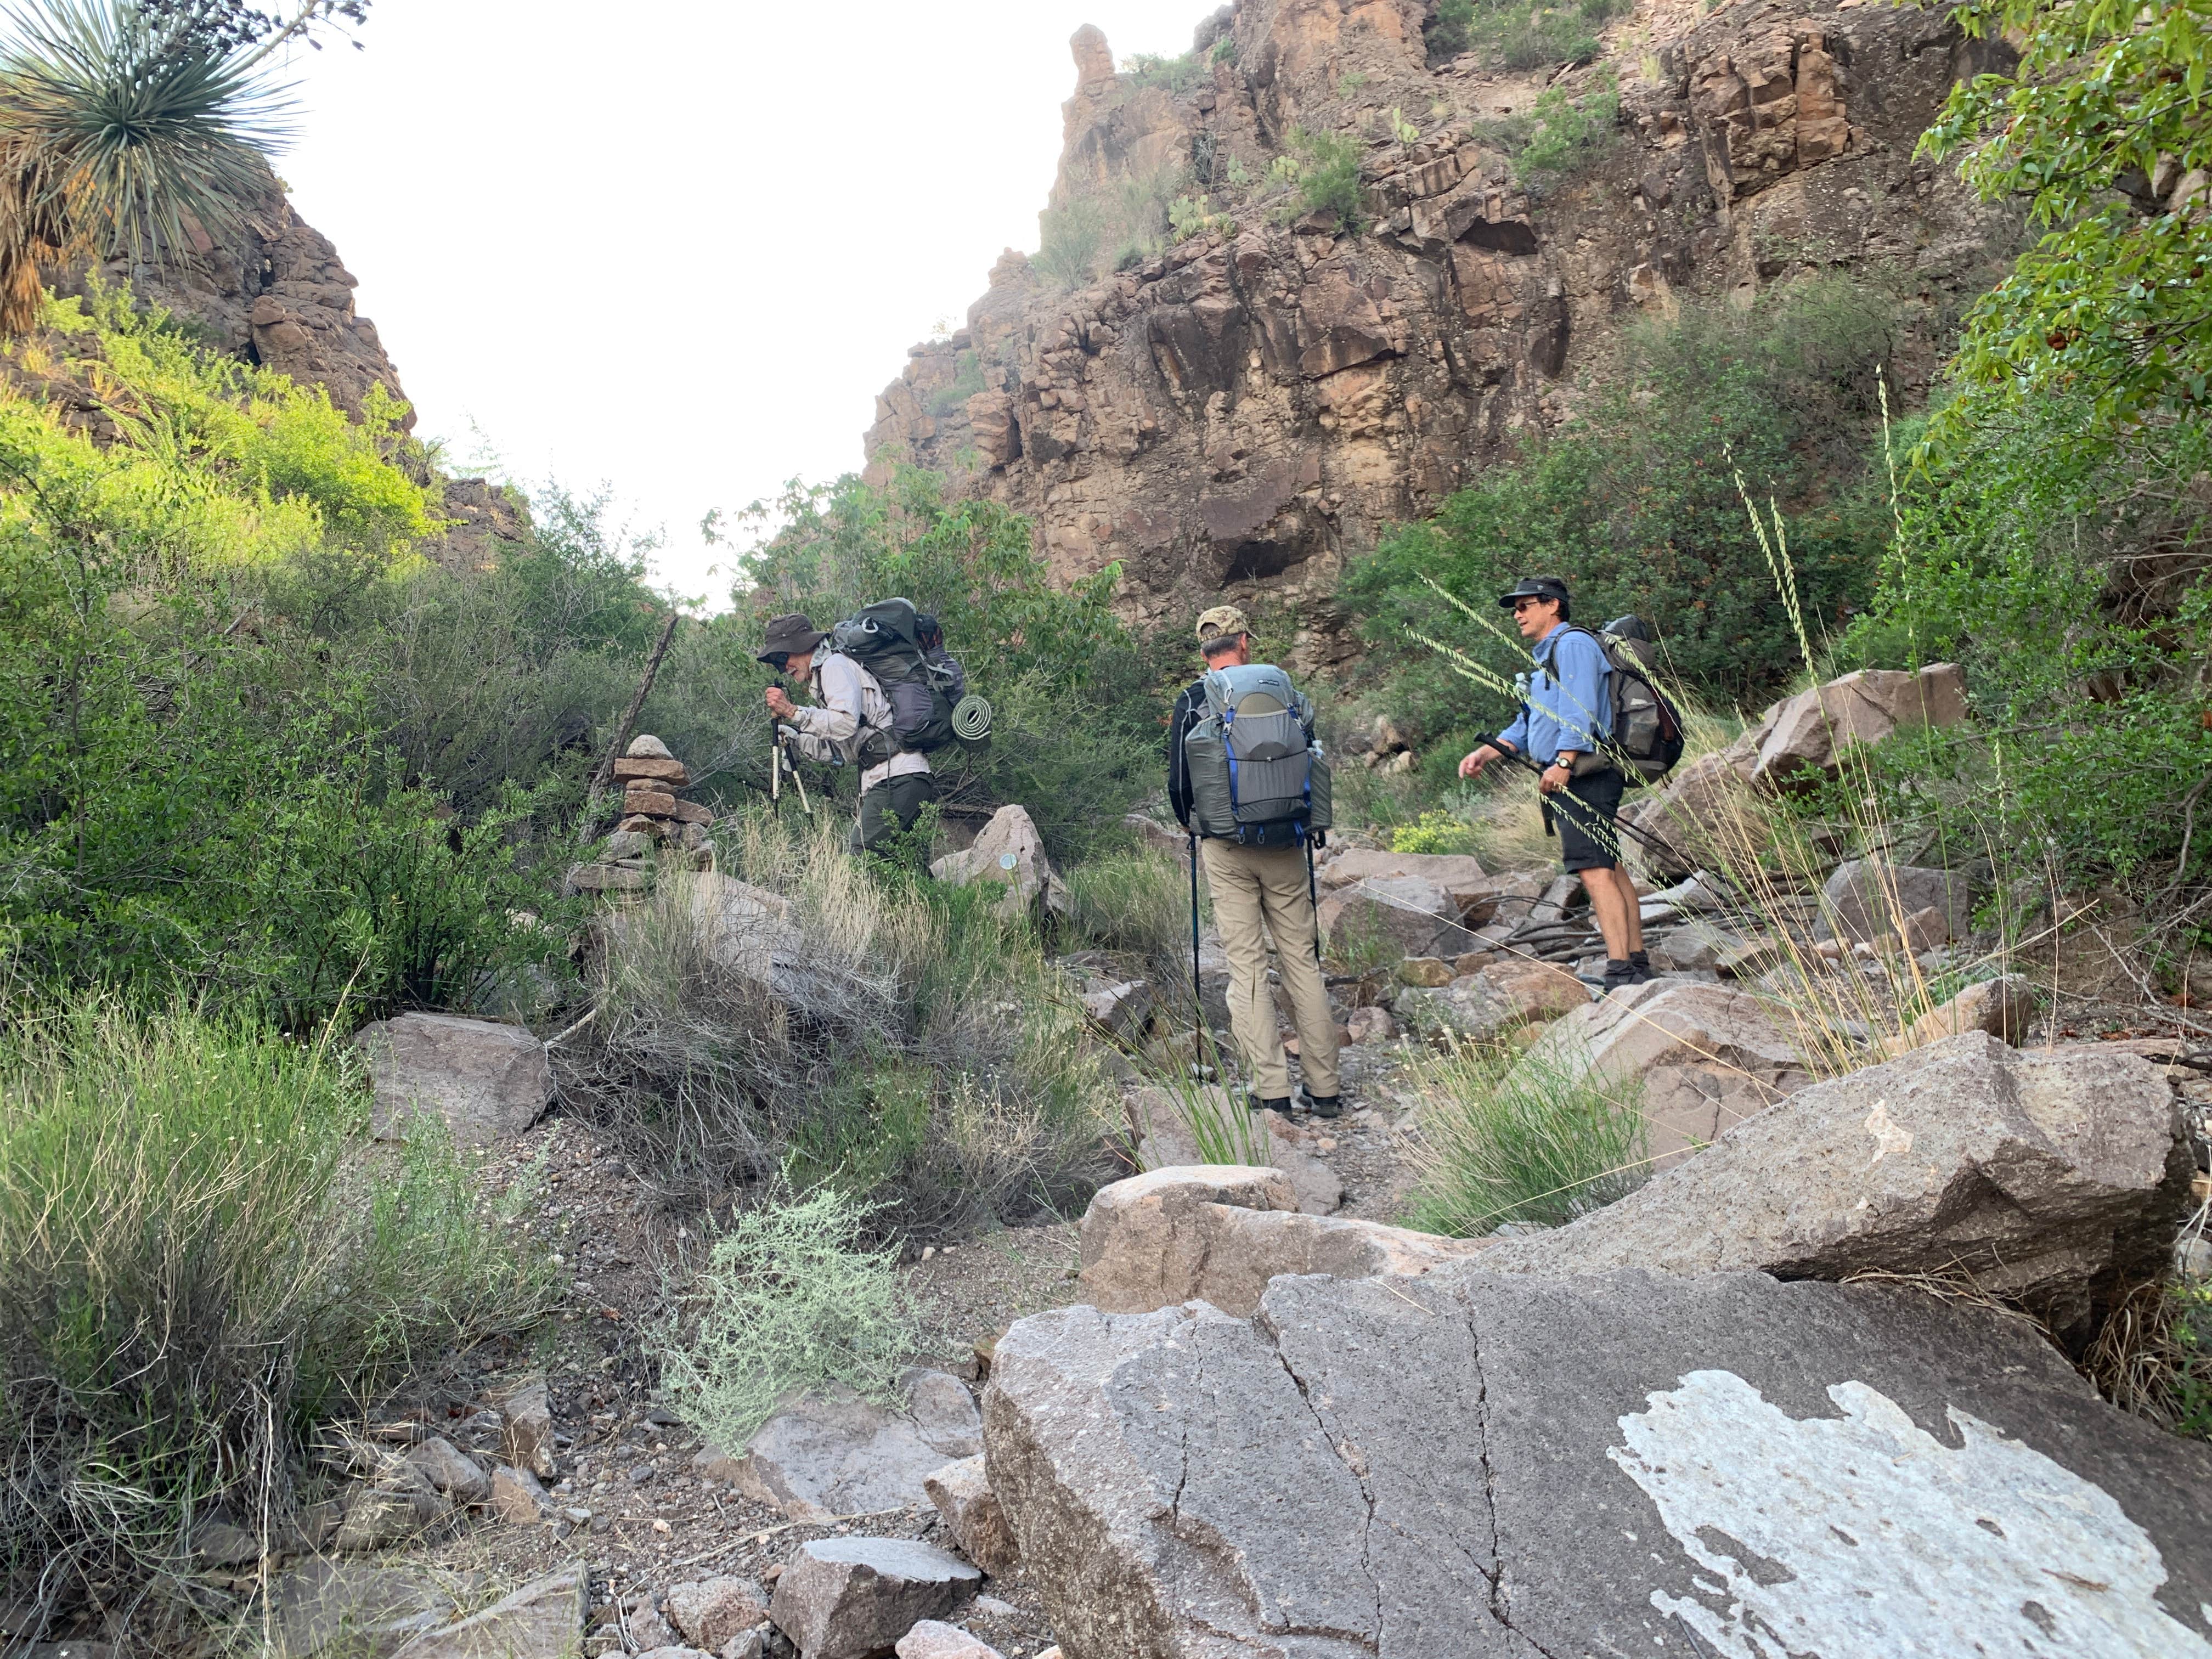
xmin=1579 ymin=866 xmax=1643 ymax=961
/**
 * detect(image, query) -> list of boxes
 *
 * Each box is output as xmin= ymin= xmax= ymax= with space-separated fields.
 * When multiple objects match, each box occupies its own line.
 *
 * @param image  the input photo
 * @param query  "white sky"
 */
xmin=277 ymin=1 xmax=1213 ymax=601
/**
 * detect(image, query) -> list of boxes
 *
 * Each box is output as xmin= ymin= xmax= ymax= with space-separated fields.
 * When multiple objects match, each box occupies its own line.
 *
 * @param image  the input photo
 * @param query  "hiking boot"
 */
xmin=1302 ymin=1090 xmax=1344 ymax=1119
xmin=1628 ymin=949 xmax=1656 ymax=984
xmin=1599 ymin=958 xmax=1640 ymax=996
xmin=1248 ymin=1094 xmax=1295 ymax=1115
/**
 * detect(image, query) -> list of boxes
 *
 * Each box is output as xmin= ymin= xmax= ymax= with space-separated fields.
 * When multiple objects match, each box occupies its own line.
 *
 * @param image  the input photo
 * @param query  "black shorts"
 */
xmin=1553 ymin=767 xmax=1626 ymax=872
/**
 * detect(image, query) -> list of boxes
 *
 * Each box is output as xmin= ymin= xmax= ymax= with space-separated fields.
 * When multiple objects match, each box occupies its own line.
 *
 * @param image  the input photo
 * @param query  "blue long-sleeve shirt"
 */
xmin=1497 ymin=626 xmax=1612 ymax=763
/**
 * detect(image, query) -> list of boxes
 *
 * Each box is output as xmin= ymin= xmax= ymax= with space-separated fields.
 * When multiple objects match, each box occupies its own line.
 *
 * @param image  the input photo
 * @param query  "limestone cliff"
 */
xmin=864 ymin=0 xmax=2019 ymax=647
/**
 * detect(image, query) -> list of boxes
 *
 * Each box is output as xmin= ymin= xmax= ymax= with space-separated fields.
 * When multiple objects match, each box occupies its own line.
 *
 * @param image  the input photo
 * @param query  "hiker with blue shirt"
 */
xmin=1458 ymin=575 xmax=1651 ymax=994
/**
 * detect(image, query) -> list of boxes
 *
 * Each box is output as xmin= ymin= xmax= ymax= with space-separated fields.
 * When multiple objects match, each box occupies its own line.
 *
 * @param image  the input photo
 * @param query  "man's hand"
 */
xmin=1458 ymin=743 xmax=1503 ymax=780
xmin=1539 ymin=759 xmax=1573 ymax=795
xmin=764 ymin=685 xmax=797 ymax=721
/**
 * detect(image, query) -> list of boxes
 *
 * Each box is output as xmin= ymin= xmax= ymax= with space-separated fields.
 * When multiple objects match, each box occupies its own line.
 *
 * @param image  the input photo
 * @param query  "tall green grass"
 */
xmin=1403 ymin=1041 xmax=1649 ymax=1235
xmin=0 ymin=1002 xmax=558 ymax=1626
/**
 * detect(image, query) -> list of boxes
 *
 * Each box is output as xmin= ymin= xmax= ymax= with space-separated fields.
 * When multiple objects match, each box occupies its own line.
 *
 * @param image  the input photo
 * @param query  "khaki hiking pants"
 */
xmin=1200 ymin=838 xmax=1340 ymax=1102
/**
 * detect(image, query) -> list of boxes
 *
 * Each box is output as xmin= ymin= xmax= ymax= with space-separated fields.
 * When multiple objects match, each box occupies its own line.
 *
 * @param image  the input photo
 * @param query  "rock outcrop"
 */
xmin=709 ymin=1370 xmax=984 ymax=1524
xmin=356 ymin=1013 xmax=553 ymax=1150
xmin=864 ymin=5 xmax=2018 ymax=634
xmin=982 ymin=1268 xmax=2212 ymax=1659
xmin=1481 ymin=1033 xmax=2190 ymax=1328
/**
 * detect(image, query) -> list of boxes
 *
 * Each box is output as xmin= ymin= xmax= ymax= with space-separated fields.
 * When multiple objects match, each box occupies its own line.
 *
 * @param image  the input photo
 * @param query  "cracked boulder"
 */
xmin=768 ymin=1538 xmax=981 ymax=1659
xmin=1520 ymin=978 xmax=1814 ymax=1165
xmin=724 ymin=1369 xmax=982 ymax=1523
xmin=356 ymin=1012 xmax=552 ymax=1149
xmin=983 ymin=1267 xmax=2212 ymax=1659
xmin=1077 ymin=1165 xmax=1482 ymax=1317
xmin=1482 ymin=1033 xmax=2188 ymax=1330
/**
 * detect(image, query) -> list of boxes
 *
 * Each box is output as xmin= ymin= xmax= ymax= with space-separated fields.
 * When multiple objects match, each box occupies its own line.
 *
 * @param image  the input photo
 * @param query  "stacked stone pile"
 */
xmin=568 ymin=735 xmax=715 ymax=895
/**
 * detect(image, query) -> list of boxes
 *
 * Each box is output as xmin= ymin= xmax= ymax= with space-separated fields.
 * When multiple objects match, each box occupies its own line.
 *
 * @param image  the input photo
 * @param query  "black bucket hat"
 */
xmin=1497 ymin=575 xmax=1570 ymax=610
xmin=758 ymin=613 xmax=827 ymax=665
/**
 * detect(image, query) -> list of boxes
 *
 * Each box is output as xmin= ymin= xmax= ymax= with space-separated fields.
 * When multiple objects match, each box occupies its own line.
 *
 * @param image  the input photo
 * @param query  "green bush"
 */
xmin=1121 ymin=49 xmax=1207 ymax=93
xmin=1035 ymin=200 xmax=1105 ymax=289
xmin=657 ymin=1186 xmax=918 ymax=1452
xmin=1281 ymin=126 xmax=1365 ymax=232
xmin=1403 ymin=1042 xmax=1649 ymax=1235
xmin=1835 ymin=388 xmax=2212 ymax=923
xmin=1391 ymin=809 xmax=1479 ymax=856
xmin=1342 ymin=276 xmax=1898 ymax=771
xmin=1518 ymin=70 xmax=1621 ymax=182
xmin=0 ymin=1002 xmax=557 ymax=1621
xmin=1430 ymin=0 xmax=1628 ymax=69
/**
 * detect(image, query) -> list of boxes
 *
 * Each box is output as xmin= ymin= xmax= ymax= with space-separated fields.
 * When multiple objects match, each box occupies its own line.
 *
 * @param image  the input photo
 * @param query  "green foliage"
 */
xmin=1404 ymin=1041 xmax=1650 ymax=1235
xmin=1391 ymin=809 xmax=1478 ymax=856
xmin=1344 ymin=278 xmax=1896 ymax=765
xmin=1121 ymin=48 xmax=1207 ymax=93
xmin=1034 ymin=199 xmax=1104 ymax=288
xmin=1922 ymin=0 xmax=2212 ymax=450
xmin=657 ymin=1186 xmax=918 ymax=1451
xmin=734 ymin=467 xmax=1165 ymax=863
xmin=0 ymin=1 xmax=295 ymax=330
xmin=1518 ymin=70 xmax=1621 ymax=182
xmin=1836 ymin=388 xmax=2212 ymax=903
xmin=1277 ymin=125 xmax=1365 ymax=232
xmin=0 ymin=1001 xmax=556 ymax=1616
xmin=1168 ymin=191 xmax=1233 ymax=242
xmin=1210 ymin=34 xmax=1237 ymax=65
xmin=1429 ymin=0 xmax=1627 ymax=71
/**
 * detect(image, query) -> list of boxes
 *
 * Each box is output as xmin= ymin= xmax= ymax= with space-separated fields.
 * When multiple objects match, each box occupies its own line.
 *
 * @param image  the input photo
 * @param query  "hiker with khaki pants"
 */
xmin=1167 ymin=606 xmax=1342 ymax=1119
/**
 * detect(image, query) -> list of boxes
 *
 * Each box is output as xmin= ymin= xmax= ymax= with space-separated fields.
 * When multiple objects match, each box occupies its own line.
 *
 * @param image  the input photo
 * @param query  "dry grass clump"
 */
xmin=1402 ymin=1038 xmax=1650 ymax=1235
xmin=558 ymin=810 xmax=1117 ymax=1235
xmin=0 ymin=999 xmax=556 ymax=1638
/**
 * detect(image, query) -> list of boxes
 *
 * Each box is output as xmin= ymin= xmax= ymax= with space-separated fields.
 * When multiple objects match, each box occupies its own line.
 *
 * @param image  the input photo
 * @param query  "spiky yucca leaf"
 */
xmin=0 ymin=0 xmax=294 ymax=332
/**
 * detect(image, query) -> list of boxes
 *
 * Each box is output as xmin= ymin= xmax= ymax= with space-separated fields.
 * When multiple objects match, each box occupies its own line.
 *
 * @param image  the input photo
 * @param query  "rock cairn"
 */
xmin=568 ymin=733 xmax=714 ymax=894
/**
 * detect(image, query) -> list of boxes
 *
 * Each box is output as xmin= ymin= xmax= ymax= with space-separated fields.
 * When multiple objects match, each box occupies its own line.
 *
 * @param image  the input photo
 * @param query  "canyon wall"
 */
xmin=863 ymin=0 xmax=2019 ymax=651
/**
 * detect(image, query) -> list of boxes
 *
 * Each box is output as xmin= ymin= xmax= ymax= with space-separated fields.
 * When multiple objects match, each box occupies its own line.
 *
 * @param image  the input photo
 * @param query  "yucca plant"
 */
xmin=0 ymin=0 xmax=303 ymax=334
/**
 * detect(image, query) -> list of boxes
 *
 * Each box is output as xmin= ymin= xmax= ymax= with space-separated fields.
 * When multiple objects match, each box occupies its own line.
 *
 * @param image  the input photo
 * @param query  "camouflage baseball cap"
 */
xmin=1195 ymin=603 xmax=1253 ymax=646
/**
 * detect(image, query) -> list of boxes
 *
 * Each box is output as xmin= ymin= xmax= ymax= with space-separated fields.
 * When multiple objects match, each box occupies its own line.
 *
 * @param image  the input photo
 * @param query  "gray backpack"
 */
xmin=1182 ymin=663 xmax=1333 ymax=847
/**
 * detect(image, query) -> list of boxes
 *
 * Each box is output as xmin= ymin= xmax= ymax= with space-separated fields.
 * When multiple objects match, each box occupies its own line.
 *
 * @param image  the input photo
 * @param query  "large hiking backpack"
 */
xmin=830 ymin=597 xmax=967 ymax=754
xmin=1565 ymin=617 xmax=1685 ymax=787
xmin=1183 ymin=663 xmax=1333 ymax=847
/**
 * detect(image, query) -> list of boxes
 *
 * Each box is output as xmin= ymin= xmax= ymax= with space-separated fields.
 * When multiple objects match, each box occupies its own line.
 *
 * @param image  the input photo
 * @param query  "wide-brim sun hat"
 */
xmin=758 ymin=613 xmax=827 ymax=665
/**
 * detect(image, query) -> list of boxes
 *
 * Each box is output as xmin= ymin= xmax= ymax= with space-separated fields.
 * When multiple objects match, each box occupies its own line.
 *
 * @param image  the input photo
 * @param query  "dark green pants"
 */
xmin=850 ymin=771 xmax=936 ymax=854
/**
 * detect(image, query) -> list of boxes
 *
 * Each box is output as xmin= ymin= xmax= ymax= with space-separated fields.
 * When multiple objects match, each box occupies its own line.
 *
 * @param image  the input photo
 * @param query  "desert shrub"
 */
xmin=1343 ymin=275 xmax=1898 ymax=774
xmin=927 ymin=349 xmax=988 ymax=416
xmin=1430 ymin=0 xmax=1627 ymax=68
xmin=1517 ymin=71 xmax=1620 ymax=183
xmin=657 ymin=1185 xmax=918 ymax=1452
xmin=1391 ymin=810 xmax=1479 ymax=856
xmin=0 ymin=1002 xmax=556 ymax=1626
xmin=1404 ymin=1041 xmax=1649 ymax=1234
xmin=1121 ymin=49 xmax=1206 ymax=93
xmin=1035 ymin=200 xmax=1106 ymax=289
xmin=1278 ymin=126 xmax=1364 ymax=231
xmin=560 ymin=814 xmax=1116 ymax=1234
xmin=1836 ymin=392 xmax=2211 ymax=930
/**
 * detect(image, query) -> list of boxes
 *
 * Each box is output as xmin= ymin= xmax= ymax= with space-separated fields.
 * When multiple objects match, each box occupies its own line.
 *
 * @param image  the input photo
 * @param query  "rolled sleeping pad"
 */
xmin=951 ymin=693 xmax=993 ymax=742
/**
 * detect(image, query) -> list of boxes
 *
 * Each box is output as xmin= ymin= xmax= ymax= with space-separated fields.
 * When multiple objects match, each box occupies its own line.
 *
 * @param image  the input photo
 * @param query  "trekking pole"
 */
xmin=784 ymin=735 xmax=812 ymax=818
xmin=1304 ymin=834 xmax=1325 ymax=967
xmin=1188 ymin=832 xmax=1205 ymax=1029
xmin=1493 ymin=747 xmax=1705 ymax=881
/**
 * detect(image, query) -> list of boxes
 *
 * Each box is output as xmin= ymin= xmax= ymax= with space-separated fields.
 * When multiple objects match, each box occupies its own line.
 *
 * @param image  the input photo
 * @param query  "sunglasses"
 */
xmin=1511 ymin=597 xmax=1551 ymax=612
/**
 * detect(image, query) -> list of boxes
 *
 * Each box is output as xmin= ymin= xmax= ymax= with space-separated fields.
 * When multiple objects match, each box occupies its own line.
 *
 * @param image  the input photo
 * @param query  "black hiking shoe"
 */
xmin=1249 ymin=1095 xmax=1295 ymax=1115
xmin=1302 ymin=1090 xmax=1344 ymax=1119
xmin=1628 ymin=949 xmax=1655 ymax=984
xmin=1600 ymin=958 xmax=1640 ymax=996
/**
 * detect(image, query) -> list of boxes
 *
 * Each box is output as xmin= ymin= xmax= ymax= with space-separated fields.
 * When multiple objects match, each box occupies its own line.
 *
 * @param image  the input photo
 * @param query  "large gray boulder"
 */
xmin=1522 ymin=978 xmax=1814 ymax=1164
xmin=1317 ymin=874 xmax=1478 ymax=959
xmin=1818 ymin=856 xmax=1976 ymax=945
xmin=357 ymin=1013 xmax=551 ymax=1149
xmin=1393 ymin=958 xmax=1589 ymax=1042
xmin=983 ymin=1267 xmax=2212 ymax=1659
xmin=1750 ymin=662 xmax=1970 ymax=791
xmin=720 ymin=1369 xmax=982 ymax=1523
xmin=1482 ymin=1034 xmax=2189 ymax=1329
xmin=768 ymin=1539 xmax=981 ymax=1659
xmin=1133 ymin=1101 xmax=1342 ymax=1216
xmin=1077 ymin=1165 xmax=1482 ymax=1317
